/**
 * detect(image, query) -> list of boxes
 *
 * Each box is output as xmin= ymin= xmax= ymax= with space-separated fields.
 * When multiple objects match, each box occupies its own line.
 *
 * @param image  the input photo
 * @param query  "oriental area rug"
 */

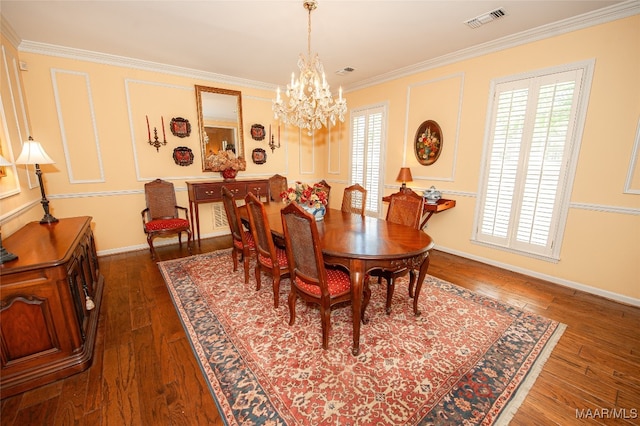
xmin=158 ymin=250 xmax=565 ymax=425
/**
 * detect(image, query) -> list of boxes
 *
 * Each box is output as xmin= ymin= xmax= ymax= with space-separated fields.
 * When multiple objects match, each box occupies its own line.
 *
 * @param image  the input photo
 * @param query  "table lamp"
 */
xmin=15 ymin=136 xmax=59 ymax=224
xmin=396 ymin=167 xmax=413 ymax=192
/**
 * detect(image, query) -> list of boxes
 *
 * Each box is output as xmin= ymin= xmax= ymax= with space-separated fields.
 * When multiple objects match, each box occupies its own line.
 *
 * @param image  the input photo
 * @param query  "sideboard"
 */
xmin=186 ymin=179 xmax=269 ymax=243
xmin=0 ymin=216 xmax=104 ymax=397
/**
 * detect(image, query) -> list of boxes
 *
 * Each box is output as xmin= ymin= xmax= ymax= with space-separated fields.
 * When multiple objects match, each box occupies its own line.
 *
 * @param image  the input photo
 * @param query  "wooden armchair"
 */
xmin=245 ymin=192 xmax=290 ymax=308
xmin=341 ymin=183 xmax=367 ymax=216
xmin=141 ymin=179 xmax=192 ymax=260
xmin=373 ymin=189 xmax=424 ymax=314
xmin=221 ymin=186 xmax=255 ymax=284
xmin=268 ymin=174 xmax=288 ymax=202
xmin=281 ymin=202 xmax=362 ymax=350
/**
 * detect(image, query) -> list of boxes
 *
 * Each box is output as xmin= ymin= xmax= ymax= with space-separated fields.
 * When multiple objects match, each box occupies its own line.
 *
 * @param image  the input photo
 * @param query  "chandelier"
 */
xmin=272 ymin=0 xmax=347 ymax=135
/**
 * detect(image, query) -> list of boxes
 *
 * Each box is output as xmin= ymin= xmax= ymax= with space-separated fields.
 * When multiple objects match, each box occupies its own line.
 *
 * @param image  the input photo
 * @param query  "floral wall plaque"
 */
xmin=414 ymin=120 xmax=442 ymax=166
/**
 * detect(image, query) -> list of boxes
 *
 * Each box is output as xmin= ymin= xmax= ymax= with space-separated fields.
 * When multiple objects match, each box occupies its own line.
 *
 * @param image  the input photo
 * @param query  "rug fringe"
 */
xmin=493 ymin=322 xmax=567 ymax=425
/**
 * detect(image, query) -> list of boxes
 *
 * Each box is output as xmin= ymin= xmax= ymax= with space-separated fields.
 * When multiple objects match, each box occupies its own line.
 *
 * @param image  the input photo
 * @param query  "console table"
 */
xmin=186 ymin=179 xmax=269 ymax=243
xmin=382 ymin=191 xmax=456 ymax=229
xmin=0 ymin=216 xmax=104 ymax=397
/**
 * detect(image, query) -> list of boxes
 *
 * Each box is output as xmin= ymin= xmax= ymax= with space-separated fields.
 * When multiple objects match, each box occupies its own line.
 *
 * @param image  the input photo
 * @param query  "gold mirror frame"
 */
xmin=195 ymin=85 xmax=244 ymax=172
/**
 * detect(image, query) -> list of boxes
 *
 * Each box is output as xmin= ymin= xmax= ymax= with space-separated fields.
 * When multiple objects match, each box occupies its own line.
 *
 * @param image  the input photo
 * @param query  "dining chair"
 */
xmin=374 ymin=188 xmax=424 ymax=314
xmin=317 ymin=179 xmax=332 ymax=207
xmin=141 ymin=178 xmax=192 ymax=260
xmin=245 ymin=192 xmax=290 ymax=308
xmin=341 ymin=183 xmax=367 ymax=216
xmin=281 ymin=201 xmax=358 ymax=350
xmin=221 ymin=186 xmax=255 ymax=284
xmin=268 ymin=173 xmax=288 ymax=202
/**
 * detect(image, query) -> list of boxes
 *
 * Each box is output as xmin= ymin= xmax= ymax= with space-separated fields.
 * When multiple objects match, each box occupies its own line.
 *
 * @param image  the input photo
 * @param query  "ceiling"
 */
xmin=1 ymin=1 xmax=636 ymax=91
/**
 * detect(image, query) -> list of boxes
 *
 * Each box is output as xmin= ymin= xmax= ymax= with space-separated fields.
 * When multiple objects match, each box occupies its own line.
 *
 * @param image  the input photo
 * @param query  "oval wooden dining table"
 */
xmin=240 ymin=202 xmax=435 ymax=355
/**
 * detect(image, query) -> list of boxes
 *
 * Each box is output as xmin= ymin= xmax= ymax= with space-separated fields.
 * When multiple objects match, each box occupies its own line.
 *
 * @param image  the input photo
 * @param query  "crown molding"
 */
xmin=16 ymin=41 xmax=274 ymax=92
xmin=0 ymin=15 xmax=21 ymax=49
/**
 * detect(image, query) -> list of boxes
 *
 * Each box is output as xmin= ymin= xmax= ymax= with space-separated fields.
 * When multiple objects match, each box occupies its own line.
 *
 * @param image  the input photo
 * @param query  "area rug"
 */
xmin=158 ymin=249 xmax=565 ymax=425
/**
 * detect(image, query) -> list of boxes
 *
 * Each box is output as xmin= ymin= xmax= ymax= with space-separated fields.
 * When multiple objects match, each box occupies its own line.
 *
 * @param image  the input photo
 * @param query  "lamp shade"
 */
xmin=15 ymin=138 xmax=54 ymax=165
xmin=0 ymin=154 xmax=12 ymax=167
xmin=396 ymin=167 xmax=413 ymax=183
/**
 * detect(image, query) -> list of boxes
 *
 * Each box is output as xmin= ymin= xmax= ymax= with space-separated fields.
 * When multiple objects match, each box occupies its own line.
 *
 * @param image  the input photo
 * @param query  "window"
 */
xmin=474 ymin=61 xmax=593 ymax=260
xmin=351 ymin=105 xmax=386 ymax=216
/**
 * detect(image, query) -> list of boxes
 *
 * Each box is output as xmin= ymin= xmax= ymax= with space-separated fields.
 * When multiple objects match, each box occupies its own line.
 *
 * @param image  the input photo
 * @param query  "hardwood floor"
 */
xmin=2 ymin=237 xmax=639 ymax=425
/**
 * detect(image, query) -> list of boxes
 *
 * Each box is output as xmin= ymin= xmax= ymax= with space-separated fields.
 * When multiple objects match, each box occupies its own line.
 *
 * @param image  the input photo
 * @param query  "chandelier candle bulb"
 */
xmin=146 ymin=115 xmax=151 ymax=141
xmin=161 ymin=116 xmax=166 ymax=141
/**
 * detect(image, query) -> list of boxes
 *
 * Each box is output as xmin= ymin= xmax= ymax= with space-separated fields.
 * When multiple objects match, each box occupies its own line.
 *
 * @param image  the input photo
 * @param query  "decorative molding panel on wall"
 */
xmin=298 ymin=129 xmax=315 ymax=175
xmin=624 ymin=117 xmax=640 ymax=195
xmin=404 ymin=73 xmax=464 ymax=184
xmin=51 ymin=69 xmax=105 ymax=183
xmin=327 ymin=120 xmax=342 ymax=175
xmin=124 ymin=79 xmax=200 ymax=182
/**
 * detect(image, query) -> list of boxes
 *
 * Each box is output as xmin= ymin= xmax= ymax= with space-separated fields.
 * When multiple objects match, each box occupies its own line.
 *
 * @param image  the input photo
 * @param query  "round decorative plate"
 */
xmin=251 ymin=124 xmax=266 ymax=141
xmin=173 ymin=146 xmax=194 ymax=166
xmin=252 ymin=148 xmax=267 ymax=164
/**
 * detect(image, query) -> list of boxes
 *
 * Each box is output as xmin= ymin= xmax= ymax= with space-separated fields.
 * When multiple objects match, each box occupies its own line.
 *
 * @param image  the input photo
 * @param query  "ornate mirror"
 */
xmin=195 ymin=85 xmax=244 ymax=172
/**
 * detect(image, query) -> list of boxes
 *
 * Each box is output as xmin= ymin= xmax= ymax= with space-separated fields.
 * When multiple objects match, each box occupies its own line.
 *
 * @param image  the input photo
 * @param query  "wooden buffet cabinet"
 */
xmin=0 ymin=216 xmax=104 ymax=398
xmin=186 ymin=179 xmax=269 ymax=243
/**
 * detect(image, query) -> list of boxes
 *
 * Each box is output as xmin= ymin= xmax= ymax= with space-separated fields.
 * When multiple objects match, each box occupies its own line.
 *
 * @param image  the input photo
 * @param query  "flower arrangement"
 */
xmin=282 ymin=182 xmax=329 ymax=208
xmin=416 ymin=126 xmax=441 ymax=162
xmin=206 ymin=150 xmax=246 ymax=172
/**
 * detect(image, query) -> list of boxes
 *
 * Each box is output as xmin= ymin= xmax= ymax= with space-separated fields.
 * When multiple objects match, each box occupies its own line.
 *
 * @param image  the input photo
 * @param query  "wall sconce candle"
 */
xmin=147 ymin=116 xmax=167 ymax=152
xmin=269 ymin=125 xmax=281 ymax=153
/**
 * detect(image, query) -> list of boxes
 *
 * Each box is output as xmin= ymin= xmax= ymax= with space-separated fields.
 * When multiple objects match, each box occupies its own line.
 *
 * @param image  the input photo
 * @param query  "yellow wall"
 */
xmin=1 ymin=16 xmax=638 ymax=304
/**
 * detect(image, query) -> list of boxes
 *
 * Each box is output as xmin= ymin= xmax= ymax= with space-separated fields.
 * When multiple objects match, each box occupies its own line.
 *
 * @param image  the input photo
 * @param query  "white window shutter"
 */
xmin=351 ymin=106 xmax=386 ymax=216
xmin=475 ymin=63 xmax=590 ymax=260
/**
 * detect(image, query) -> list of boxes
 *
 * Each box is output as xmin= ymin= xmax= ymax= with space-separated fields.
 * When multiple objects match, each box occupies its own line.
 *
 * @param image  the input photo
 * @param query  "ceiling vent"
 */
xmin=335 ymin=66 xmax=355 ymax=76
xmin=464 ymin=7 xmax=507 ymax=29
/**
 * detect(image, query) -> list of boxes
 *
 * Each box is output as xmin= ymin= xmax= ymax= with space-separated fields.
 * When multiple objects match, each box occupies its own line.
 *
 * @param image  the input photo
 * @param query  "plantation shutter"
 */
xmin=351 ymin=106 xmax=385 ymax=216
xmin=476 ymin=67 xmax=586 ymax=258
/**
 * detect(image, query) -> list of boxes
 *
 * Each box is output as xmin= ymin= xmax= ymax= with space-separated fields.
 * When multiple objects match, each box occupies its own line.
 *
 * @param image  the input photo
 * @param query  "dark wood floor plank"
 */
xmin=52 ymin=369 xmax=90 ymax=426
xmin=12 ymin=395 xmax=60 ymax=426
xmin=101 ymin=342 xmax=142 ymax=425
xmin=131 ymin=325 xmax=171 ymax=425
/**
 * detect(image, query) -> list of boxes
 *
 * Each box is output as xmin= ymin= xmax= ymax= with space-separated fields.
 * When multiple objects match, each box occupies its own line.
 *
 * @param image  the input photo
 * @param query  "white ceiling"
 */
xmin=1 ymin=1 xmax=637 ymax=91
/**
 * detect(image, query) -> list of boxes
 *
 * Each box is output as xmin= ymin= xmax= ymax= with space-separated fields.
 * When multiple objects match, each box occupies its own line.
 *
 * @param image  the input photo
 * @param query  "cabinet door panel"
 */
xmin=1 ymin=294 xmax=62 ymax=365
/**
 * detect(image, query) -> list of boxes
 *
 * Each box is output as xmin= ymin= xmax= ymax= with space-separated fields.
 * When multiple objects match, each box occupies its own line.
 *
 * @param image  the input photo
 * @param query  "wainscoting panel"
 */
xmin=51 ymin=69 xmax=104 ymax=183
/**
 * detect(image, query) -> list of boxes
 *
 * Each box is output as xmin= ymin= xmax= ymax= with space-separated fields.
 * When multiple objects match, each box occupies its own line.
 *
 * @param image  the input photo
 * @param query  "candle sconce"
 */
xmin=268 ymin=124 xmax=281 ymax=153
xmin=147 ymin=115 xmax=167 ymax=152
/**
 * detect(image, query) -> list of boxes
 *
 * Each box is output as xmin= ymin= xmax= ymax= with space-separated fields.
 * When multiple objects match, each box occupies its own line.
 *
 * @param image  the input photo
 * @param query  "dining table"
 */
xmin=239 ymin=202 xmax=435 ymax=356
